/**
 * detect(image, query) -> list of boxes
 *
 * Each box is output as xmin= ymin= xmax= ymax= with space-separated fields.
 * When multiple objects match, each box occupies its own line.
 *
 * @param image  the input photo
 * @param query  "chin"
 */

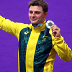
xmin=31 ymin=20 xmax=39 ymax=24
xmin=32 ymin=23 xmax=37 ymax=24
xmin=31 ymin=22 xmax=38 ymax=24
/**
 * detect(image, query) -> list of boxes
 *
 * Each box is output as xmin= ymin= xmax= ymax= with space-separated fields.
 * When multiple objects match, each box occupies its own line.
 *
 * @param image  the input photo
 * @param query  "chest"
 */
xmin=19 ymin=27 xmax=52 ymax=56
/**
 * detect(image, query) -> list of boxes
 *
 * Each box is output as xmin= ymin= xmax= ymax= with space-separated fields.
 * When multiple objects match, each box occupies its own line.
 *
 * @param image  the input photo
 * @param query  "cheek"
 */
xmin=38 ymin=15 xmax=44 ymax=20
xmin=29 ymin=13 xmax=31 ymax=18
xmin=36 ymin=15 xmax=41 ymax=19
xmin=29 ymin=14 xmax=30 ymax=17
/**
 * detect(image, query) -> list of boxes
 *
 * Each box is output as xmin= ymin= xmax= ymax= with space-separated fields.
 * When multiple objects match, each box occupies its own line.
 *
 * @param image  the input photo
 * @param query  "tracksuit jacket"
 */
xmin=0 ymin=15 xmax=71 ymax=72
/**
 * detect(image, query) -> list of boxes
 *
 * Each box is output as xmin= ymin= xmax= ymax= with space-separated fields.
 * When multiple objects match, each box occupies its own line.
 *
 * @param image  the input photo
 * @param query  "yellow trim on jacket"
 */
xmin=0 ymin=15 xmax=71 ymax=72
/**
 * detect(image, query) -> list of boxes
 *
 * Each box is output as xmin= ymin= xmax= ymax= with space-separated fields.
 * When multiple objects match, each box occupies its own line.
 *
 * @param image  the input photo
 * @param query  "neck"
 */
xmin=32 ymin=23 xmax=44 ymax=27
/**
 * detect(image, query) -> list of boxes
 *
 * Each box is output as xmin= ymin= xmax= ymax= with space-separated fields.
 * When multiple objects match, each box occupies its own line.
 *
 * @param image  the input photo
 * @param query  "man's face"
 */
xmin=29 ymin=5 xmax=47 ymax=24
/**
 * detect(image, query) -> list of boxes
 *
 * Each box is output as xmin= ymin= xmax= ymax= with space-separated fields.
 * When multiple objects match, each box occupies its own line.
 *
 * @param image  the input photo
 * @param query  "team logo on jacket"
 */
xmin=24 ymin=31 xmax=29 ymax=35
xmin=42 ymin=35 xmax=48 ymax=41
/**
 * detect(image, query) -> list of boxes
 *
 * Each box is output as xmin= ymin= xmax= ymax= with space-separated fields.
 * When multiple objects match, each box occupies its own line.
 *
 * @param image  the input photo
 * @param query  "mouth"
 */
xmin=31 ymin=18 xmax=37 ymax=21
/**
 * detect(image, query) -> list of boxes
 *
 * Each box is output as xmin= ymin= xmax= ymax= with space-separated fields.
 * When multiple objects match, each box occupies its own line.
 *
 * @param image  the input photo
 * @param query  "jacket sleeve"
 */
xmin=53 ymin=35 xmax=71 ymax=62
xmin=0 ymin=15 xmax=28 ymax=37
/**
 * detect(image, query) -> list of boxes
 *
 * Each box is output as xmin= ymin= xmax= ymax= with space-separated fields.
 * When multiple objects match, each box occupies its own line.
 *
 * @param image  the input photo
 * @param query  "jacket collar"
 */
xmin=32 ymin=20 xmax=46 ymax=32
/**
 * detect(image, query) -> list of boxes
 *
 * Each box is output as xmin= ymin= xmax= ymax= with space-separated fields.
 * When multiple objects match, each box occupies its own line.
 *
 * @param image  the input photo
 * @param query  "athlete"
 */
xmin=0 ymin=0 xmax=71 ymax=72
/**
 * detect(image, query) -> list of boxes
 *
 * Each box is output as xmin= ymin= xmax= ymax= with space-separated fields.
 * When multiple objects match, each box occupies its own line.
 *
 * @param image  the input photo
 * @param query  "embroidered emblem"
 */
xmin=42 ymin=35 xmax=48 ymax=41
xmin=43 ymin=35 xmax=48 ymax=38
xmin=24 ymin=31 xmax=29 ymax=35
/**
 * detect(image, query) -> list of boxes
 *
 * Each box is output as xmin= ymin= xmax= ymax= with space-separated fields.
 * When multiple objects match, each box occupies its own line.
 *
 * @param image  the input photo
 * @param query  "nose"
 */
xmin=32 ymin=12 xmax=36 ymax=17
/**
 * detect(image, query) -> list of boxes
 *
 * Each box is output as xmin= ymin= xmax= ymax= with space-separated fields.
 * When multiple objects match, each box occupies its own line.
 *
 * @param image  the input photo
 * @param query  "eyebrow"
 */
xmin=29 ymin=10 xmax=41 ymax=12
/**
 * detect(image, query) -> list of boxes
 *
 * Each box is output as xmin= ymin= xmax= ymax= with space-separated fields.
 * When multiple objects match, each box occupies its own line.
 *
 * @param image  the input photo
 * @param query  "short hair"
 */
xmin=28 ymin=0 xmax=48 ymax=13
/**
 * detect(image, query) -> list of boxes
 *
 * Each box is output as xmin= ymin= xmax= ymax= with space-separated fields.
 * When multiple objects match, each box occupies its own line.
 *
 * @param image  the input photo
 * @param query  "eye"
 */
xmin=29 ymin=11 xmax=33 ymax=14
xmin=35 ymin=11 xmax=40 ymax=14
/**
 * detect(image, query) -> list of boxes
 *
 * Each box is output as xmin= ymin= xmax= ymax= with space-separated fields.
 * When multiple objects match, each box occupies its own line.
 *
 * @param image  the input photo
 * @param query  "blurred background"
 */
xmin=0 ymin=0 xmax=72 ymax=72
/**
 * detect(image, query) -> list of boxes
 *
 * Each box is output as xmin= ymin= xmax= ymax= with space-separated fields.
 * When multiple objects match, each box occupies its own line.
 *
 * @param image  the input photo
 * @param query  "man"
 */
xmin=0 ymin=0 xmax=71 ymax=72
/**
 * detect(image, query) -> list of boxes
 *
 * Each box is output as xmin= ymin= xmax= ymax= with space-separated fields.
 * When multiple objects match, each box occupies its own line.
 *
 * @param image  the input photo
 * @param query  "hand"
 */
xmin=51 ymin=25 xmax=61 ymax=37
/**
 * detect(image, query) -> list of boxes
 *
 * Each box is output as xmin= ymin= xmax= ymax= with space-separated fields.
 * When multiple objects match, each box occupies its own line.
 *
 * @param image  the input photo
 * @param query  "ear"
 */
xmin=44 ymin=12 xmax=48 ymax=18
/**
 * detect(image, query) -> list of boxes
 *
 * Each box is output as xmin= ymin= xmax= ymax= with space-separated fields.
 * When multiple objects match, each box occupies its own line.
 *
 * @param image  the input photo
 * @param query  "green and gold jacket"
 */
xmin=0 ymin=16 xmax=71 ymax=72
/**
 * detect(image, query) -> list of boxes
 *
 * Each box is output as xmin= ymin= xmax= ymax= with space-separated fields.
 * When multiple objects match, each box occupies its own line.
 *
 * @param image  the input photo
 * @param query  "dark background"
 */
xmin=0 ymin=0 xmax=72 ymax=72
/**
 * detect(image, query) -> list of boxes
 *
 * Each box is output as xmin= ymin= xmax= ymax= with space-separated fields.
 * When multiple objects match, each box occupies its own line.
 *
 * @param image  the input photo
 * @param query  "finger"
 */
xmin=51 ymin=25 xmax=57 ymax=30
xmin=53 ymin=29 xmax=60 ymax=35
xmin=53 ymin=27 xmax=60 ymax=33
xmin=52 ymin=27 xmax=58 ymax=32
xmin=53 ymin=27 xmax=58 ymax=30
xmin=52 ymin=30 xmax=61 ymax=37
xmin=51 ymin=25 xmax=55 ymax=30
xmin=51 ymin=25 xmax=54 ymax=28
xmin=53 ymin=30 xmax=57 ymax=33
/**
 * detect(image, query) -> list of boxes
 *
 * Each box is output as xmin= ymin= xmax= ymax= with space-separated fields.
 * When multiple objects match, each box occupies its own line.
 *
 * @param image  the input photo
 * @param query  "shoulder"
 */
xmin=16 ymin=23 xmax=32 ymax=33
xmin=16 ymin=23 xmax=32 ymax=29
